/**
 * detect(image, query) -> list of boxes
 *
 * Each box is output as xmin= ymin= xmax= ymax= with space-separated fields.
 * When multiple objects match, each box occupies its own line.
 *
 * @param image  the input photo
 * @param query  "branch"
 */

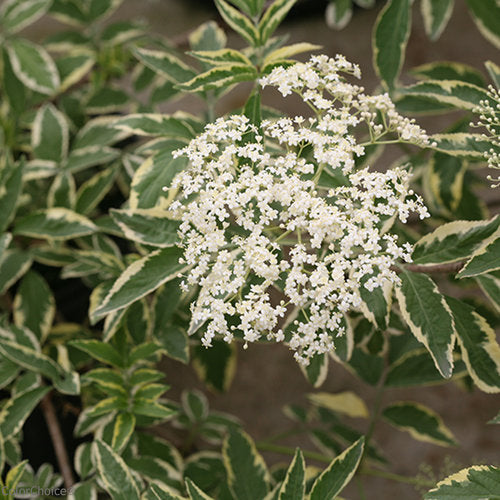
xmin=40 ymin=392 xmax=75 ymax=489
xmin=392 ymin=261 xmax=465 ymax=274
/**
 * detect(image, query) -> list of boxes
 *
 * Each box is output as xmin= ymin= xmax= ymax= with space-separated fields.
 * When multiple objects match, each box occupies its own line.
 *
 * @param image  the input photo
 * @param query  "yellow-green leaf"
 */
xmin=308 ymin=391 xmax=368 ymax=418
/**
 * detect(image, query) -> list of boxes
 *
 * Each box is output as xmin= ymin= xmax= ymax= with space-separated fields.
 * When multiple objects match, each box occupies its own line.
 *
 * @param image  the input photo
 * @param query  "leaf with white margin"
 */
xmin=425 ymin=465 xmax=500 ymax=499
xmin=420 ymin=0 xmax=454 ymax=41
xmin=6 ymin=39 xmax=59 ymax=94
xmin=476 ymin=273 xmax=500 ymax=313
xmin=396 ymin=271 xmax=455 ymax=378
xmin=309 ymin=437 xmax=364 ymax=500
xmin=93 ymin=439 xmax=140 ymax=500
xmin=465 ymin=0 xmax=500 ymax=49
xmin=382 ymin=402 xmax=457 ymax=446
xmin=278 ymin=448 xmax=305 ymax=500
xmin=458 ymin=226 xmax=500 ymax=278
xmin=93 ymin=247 xmax=188 ymax=318
xmin=1 ymin=0 xmax=52 ymax=34
xmin=32 ymin=104 xmax=69 ymax=162
xmin=446 ymin=297 xmax=500 ymax=393
xmin=412 ymin=215 xmax=500 ymax=266
xmin=223 ymin=428 xmax=270 ymax=500
xmin=308 ymin=391 xmax=369 ymax=419
xmin=14 ymin=208 xmax=97 ymax=240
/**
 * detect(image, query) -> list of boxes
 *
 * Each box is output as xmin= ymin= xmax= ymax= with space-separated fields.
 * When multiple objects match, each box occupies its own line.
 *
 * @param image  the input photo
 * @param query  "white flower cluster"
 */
xmin=169 ymin=54 xmax=430 ymax=365
xmin=473 ymin=84 xmax=500 ymax=187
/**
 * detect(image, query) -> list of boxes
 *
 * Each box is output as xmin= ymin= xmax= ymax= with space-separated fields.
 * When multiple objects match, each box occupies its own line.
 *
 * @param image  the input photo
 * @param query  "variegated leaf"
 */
xmin=420 ymin=0 xmax=454 ymax=41
xmin=400 ymin=80 xmax=492 ymax=110
xmin=56 ymin=52 xmax=95 ymax=92
xmin=458 ymin=227 xmax=500 ymax=278
xmin=32 ymin=103 xmax=69 ymax=163
xmin=259 ymin=0 xmax=298 ymax=44
xmin=373 ymin=0 xmax=412 ymax=89
xmin=0 ymin=250 xmax=32 ymax=294
xmin=278 ymin=448 xmax=305 ymax=500
xmin=465 ymin=0 xmax=500 ymax=49
xmin=476 ymin=273 xmax=500 ymax=313
xmin=425 ymin=465 xmax=500 ymax=500
xmin=0 ymin=155 xmax=23 ymax=232
xmin=262 ymin=42 xmax=321 ymax=68
xmin=133 ymin=47 xmax=195 ymax=83
xmin=111 ymin=413 xmax=136 ymax=452
xmin=189 ymin=48 xmax=251 ymax=66
xmin=6 ymin=39 xmax=59 ymax=94
xmin=308 ymin=391 xmax=369 ymax=419
xmin=396 ymin=271 xmax=455 ymax=378
xmin=412 ymin=215 xmax=500 ymax=266
xmin=93 ymin=439 xmax=140 ymax=500
xmin=325 ymin=0 xmax=352 ymax=30
xmin=309 ymin=437 xmax=364 ymax=500
xmin=14 ymin=208 xmax=97 ymax=240
xmin=412 ymin=61 xmax=484 ymax=87
xmin=75 ymin=167 xmax=117 ymax=215
xmin=382 ymin=402 xmax=457 ymax=446
xmin=0 ymin=0 xmax=51 ymax=33
xmin=179 ymin=64 xmax=257 ymax=92
xmin=113 ymin=113 xmax=196 ymax=139
xmin=223 ymin=428 xmax=270 ymax=500
xmin=215 ymin=0 xmax=259 ymax=45
xmin=93 ymin=247 xmax=187 ymax=318
xmin=431 ymin=133 xmax=493 ymax=158
xmin=447 ymin=297 xmax=500 ymax=393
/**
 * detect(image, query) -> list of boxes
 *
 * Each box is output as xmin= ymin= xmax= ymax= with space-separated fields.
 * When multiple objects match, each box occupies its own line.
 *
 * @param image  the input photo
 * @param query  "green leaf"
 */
xmin=386 ymin=349 xmax=466 ymax=387
xmin=458 ymin=227 xmax=500 ymax=278
xmin=0 ymin=156 xmax=23 ymax=232
xmin=93 ymin=439 xmax=140 ymax=500
xmin=446 ymin=297 xmax=500 ymax=393
xmin=308 ymin=391 xmax=369 ymax=419
xmin=87 ymin=0 xmax=122 ymax=23
xmin=113 ymin=113 xmax=196 ymax=139
xmin=0 ymin=386 xmax=49 ymax=437
xmin=110 ymin=209 xmax=180 ymax=248
xmin=395 ymin=271 xmax=455 ymax=378
xmin=400 ymin=80 xmax=492 ymax=110
xmin=13 ymin=270 xmax=55 ymax=341
xmin=476 ymin=274 xmax=500 ymax=313
xmin=130 ymin=146 xmax=188 ymax=209
xmin=111 ymin=413 xmax=135 ymax=453
xmin=420 ymin=0 xmax=454 ymax=41
xmin=179 ymin=64 xmax=257 ymax=92
xmin=309 ymin=437 xmax=365 ymax=500
xmin=412 ymin=61 xmax=484 ymax=87
xmin=1 ymin=0 xmax=51 ymax=33
xmin=133 ymin=47 xmax=195 ymax=83
xmin=83 ymin=368 xmax=126 ymax=397
xmin=0 ymin=250 xmax=32 ymax=294
xmin=223 ymin=428 xmax=270 ymax=500
xmin=431 ymin=133 xmax=494 ymax=158
xmin=278 ymin=448 xmax=305 ymax=500
xmin=32 ymin=103 xmax=69 ymax=163
xmin=186 ymin=478 xmax=214 ymax=500
xmin=325 ymin=0 xmax=352 ymax=30
xmin=412 ymin=215 xmax=500 ymax=266
xmin=2 ymin=46 xmax=25 ymax=114
xmin=142 ymin=484 xmax=184 ymax=500
xmin=49 ymin=0 xmax=87 ymax=26
xmin=300 ymin=353 xmax=328 ymax=388
xmin=425 ymin=465 xmax=500 ymax=500
xmin=75 ymin=167 xmax=117 ymax=215
xmin=93 ymin=247 xmax=187 ymax=318
xmin=465 ymin=0 xmax=500 ymax=49
xmin=215 ymin=0 xmax=259 ymax=45
xmin=14 ymin=208 xmax=97 ymax=240
xmin=382 ymin=402 xmax=457 ymax=447
xmin=5 ymin=460 xmax=28 ymax=491
xmin=73 ymin=116 xmax=130 ymax=149
xmin=101 ymin=20 xmax=143 ymax=45
xmin=86 ymin=396 xmax=127 ymax=417
xmin=258 ymin=0 xmax=297 ymax=45
xmin=193 ymin=340 xmax=236 ymax=392
xmin=372 ymin=0 xmax=411 ymax=89
xmin=70 ymin=340 xmax=124 ymax=368
xmin=5 ymin=39 xmax=59 ymax=94
xmin=0 ymin=233 xmax=11 ymax=265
